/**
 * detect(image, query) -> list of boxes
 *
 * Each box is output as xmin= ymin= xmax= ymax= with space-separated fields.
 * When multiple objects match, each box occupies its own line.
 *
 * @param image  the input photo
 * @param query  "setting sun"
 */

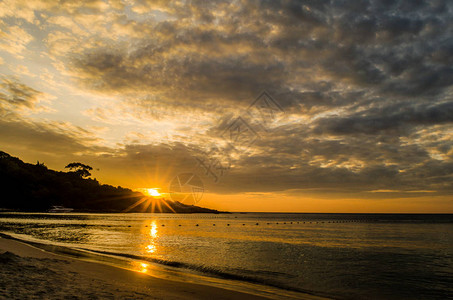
xmin=145 ymin=188 xmax=161 ymax=197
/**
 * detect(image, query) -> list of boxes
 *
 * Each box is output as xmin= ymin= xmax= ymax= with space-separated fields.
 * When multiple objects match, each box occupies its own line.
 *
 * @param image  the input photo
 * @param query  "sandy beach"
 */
xmin=0 ymin=237 xmax=270 ymax=300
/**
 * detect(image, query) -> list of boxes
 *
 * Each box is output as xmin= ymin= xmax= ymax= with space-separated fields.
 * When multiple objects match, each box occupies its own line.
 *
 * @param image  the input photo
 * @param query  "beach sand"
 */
xmin=0 ymin=237 xmax=270 ymax=299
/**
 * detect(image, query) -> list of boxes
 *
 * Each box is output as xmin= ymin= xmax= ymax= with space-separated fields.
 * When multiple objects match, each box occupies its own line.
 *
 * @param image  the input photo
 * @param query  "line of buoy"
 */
xmin=137 ymin=220 xmax=367 ymax=227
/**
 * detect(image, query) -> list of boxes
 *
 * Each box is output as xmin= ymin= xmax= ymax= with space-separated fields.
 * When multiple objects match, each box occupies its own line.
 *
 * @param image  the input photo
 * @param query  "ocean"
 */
xmin=1 ymin=213 xmax=452 ymax=299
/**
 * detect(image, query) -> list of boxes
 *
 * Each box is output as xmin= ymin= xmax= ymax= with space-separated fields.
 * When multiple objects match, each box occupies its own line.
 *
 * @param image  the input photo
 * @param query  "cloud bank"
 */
xmin=0 ymin=0 xmax=452 ymax=206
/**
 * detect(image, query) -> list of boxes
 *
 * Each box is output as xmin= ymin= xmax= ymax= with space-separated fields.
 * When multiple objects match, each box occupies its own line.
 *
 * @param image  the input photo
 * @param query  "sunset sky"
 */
xmin=0 ymin=0 xmax=452 ymax=212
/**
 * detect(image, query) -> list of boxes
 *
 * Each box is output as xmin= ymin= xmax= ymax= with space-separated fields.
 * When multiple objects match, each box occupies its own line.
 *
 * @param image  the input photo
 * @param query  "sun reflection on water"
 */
xmin=150 ymin=222 xmax=158 ymax=238
xmin=131 ymin=261 xmax=150 ymax=274
xmin=140 ymin=262 xmax=148 ymax=273
xmin=145 ymin=221 xmax=159 ymax=254
xmin=146 ymin=244 xmax=157 ymax=253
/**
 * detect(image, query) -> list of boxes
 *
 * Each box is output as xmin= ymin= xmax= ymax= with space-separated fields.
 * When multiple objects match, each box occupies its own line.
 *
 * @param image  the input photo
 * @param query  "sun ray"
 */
xmin=141 ymin=198 xmax=153 ymax=213
xmin=161 ymin=199 xmax=177 ymax=213
xmin=156 ymin=199 xmax=163 ymax=213
xmin=151 ymin=198 xmax=156 ymax=213
xmin=123 ymin=197 xmax=148 ymax=213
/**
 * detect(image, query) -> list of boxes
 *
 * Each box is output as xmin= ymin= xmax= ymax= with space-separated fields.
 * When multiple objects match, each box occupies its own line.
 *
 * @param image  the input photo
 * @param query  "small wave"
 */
xmin=81 ymin=248 xmax=319 ymax=296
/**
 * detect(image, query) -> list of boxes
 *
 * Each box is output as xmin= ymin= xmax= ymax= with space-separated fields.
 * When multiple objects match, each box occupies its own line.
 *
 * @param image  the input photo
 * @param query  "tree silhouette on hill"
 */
xmin=65 ymin=162 xmax=93 ymax=178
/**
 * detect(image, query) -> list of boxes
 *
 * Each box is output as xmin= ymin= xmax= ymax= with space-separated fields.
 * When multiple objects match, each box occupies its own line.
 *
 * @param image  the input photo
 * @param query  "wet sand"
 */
xmin=0 ymin=237 xmax=270 ymax=299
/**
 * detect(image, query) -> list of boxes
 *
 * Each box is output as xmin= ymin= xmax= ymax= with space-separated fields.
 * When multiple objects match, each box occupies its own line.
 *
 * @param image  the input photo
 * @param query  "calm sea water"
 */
xmin=1 ymin=213 xmax=452 ymax=299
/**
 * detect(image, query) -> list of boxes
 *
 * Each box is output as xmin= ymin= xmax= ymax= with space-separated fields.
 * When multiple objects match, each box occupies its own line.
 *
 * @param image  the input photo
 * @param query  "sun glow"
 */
xmin=145 ymin=188 xmax=161 ymax=197
xmin=125 ymin=189 xmax=175 ymax=213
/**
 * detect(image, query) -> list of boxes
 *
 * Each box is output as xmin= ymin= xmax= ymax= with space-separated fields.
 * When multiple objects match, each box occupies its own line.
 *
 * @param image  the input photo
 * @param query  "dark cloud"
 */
xmin=205 ymin=136 xmax=452 ymax=195
xmin=0 ymin=78 xmax=42 ymax=110
xmin=315 ymin=101 xmax=453 ymax=135
xmin=0 ymin=118 xmax=98 ymax=155
xmin=67 ymin=0 xmax=453 ymax=108
xmin=0 ymin=79 xmax=104 ymax=157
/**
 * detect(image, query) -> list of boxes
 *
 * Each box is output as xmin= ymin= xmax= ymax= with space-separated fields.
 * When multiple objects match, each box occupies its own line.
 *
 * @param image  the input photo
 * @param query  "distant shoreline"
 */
xmin=3 ymin=208 xmax=453 ymax=215
xmin=0 ymin=208 xmax=229 ymax=214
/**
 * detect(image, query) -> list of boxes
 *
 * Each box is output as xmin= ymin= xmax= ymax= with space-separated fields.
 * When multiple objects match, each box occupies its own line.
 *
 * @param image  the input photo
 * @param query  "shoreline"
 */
xmin=0 ymin=235 xmax=268 ymax=299
xmin=0 ymin=234 xmax=326 ymax=300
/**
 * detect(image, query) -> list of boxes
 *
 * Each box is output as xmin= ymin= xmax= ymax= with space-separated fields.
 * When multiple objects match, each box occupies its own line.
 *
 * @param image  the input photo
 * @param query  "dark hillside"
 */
xmin=0 ymin=151 xmax=220 ymax=213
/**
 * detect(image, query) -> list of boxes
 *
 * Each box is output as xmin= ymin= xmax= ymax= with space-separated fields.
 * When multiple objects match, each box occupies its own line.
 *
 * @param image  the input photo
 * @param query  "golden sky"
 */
xmin=0 ymin=0 xmax=452 ymax=212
